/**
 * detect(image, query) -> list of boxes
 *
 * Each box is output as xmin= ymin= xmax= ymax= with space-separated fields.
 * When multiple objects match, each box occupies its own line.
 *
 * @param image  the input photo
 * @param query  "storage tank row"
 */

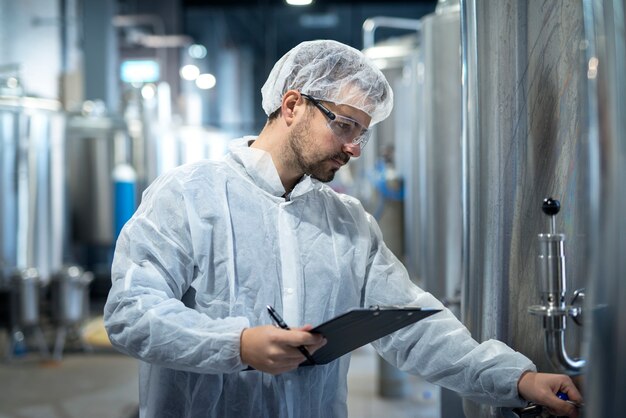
xmin=359 ymin=0 xmax=625 ymax=416
xmin=0 ymin=87 xmax=231 ymax=359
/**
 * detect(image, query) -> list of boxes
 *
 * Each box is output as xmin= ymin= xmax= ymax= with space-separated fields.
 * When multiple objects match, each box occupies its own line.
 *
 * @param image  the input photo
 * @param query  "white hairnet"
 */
xmin=261 ymin=40 xmax=394 ymax=126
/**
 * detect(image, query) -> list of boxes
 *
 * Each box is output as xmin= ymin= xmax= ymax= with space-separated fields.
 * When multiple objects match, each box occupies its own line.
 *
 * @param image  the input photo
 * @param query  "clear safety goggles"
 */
xmin=301 ymin=93 xmax=371 ymax=149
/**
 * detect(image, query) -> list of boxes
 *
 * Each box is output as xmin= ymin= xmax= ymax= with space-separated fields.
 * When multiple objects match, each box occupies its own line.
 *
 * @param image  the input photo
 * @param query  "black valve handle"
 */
xmin=542 ymin=197 xmax=560 ymax=216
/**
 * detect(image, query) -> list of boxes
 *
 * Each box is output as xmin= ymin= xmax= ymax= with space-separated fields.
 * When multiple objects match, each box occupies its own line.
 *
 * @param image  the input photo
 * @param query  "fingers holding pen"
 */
xmin=240 ymin=325 xmax=326 ymax=374
xmin=290 ymin=325 xmax=327 ymax=355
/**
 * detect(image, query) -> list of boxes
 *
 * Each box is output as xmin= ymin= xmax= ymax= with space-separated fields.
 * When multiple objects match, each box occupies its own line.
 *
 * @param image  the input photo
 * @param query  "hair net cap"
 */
xmin=261 ymin=40 xmax=394 ymax=126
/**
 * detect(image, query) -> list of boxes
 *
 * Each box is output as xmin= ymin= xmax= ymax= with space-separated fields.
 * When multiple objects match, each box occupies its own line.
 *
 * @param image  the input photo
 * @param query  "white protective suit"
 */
xmin=104 ymin=138 xmax=536 ymax=418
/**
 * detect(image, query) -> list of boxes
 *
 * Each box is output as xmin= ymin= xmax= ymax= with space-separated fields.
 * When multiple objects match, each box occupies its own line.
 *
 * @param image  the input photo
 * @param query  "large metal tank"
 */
xmin=359 ymin=22 xmax=422 ymax=280
xmin=415 ymin=2 xmax=462 ymax=306
xmin=358 ymin=5 xmax=464 ymax=413
xmin=582 ymin=0 xmax=626 ymax=415
xmin=361 ymin=26 xmax=421 ymax=401
xmin=460 ymin=1 xmax=590 ymax=416
xmin=65 ymin=113 xmax=128 ymax=284
xmin=360 ymin=1 xmax=462 ymax=310
xmin=361 ymin=32 xmax=419 ymax=263
xmin=0 ymin=96 xmax=67 ymax=286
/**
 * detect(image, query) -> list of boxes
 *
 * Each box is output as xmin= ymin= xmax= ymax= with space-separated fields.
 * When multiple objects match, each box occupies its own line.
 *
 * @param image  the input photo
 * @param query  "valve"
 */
xmin=528 ymin=197 xmax=585 ymax=374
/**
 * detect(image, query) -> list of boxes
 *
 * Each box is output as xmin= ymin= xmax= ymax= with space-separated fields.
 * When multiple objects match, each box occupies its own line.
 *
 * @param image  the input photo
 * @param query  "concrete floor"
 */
xmin=0 ymin=325 xmax=442 ymax=418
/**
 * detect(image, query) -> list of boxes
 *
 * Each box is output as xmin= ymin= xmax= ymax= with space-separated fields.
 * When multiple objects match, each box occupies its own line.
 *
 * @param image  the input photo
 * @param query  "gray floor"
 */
xmin=0 ymin=332 xmax=442 ymax=418
xmin=347 ymin=345 xmax=441 ymax=418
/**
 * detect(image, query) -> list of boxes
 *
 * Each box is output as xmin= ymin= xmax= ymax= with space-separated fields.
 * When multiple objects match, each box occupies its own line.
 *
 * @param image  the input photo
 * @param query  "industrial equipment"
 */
xmin=528 ymin=198 xmax=585 ymax=374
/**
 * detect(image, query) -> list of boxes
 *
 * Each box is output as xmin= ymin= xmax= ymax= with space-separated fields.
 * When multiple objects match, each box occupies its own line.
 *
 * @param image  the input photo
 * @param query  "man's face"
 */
xmin=286 ymin=113 xmax=348 ymax=183
xmin=286 ymin=99 xmax=370 ymax=183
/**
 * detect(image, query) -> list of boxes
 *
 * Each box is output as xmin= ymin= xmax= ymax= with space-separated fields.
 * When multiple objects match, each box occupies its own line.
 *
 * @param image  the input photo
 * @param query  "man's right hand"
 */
xmin=240 ymin=325 xmax=327 ymax=374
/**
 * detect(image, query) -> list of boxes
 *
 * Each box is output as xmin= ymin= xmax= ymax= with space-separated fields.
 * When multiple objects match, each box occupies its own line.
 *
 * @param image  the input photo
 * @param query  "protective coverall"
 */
xmin=104 ymin=138 xmax=535 ymax=418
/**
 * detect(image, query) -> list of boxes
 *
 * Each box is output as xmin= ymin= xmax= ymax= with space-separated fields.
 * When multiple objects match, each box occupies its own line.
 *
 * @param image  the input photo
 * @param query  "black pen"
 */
xmin=266 ymin=305 xmax=316 ymax=365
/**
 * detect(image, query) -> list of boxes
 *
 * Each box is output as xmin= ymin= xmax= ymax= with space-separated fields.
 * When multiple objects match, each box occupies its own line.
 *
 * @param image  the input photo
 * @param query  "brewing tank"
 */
xmin=65 ymin=113 xmax=129 ymax=279
xmin=0 ymin=96 xmax=67 ymax=286
xmin=65 ymin=114 xmax=127 ymax=247
xmin=415 ymin=4 xmax=462 ymax=304
xmin=359 ymin=34 xmax=419 ymax=280
xmin=460 ymin=1 xmax=590 ymax=416
xmin=581 ymin=0 xmax=626 ymax=416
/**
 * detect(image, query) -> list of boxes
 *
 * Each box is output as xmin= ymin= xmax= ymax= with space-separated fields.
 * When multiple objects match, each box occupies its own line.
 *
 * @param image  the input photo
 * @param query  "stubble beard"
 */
xmin=286 ymin=118 xmax=349 ymax=183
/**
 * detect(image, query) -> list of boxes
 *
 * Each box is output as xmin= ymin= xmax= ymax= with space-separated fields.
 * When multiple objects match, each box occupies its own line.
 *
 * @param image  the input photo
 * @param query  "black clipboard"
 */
xmin=300 ymin=306 xmax=441 ymax=366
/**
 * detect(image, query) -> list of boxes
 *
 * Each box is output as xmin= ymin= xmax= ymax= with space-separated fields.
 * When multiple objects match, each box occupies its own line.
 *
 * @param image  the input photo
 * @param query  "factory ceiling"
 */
xmin=184 ymin=0 xmax=434 ymax=6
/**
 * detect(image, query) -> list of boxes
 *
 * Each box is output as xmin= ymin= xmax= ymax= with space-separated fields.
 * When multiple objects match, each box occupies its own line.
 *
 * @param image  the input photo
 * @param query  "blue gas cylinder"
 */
xmin=113 ymin=163 xmax=137 ymax=239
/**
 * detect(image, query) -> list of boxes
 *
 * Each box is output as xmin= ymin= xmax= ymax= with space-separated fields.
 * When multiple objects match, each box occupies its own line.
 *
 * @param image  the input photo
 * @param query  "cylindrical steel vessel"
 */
xmin=416 ymin=4 xmax=462 ymax=304
xmin=460 ymin=1 xmax=590 ymax=416
xmin=360 ymin=34 xmax=419 ymax=270
xmin=65 ymin=114 xmax=128 ymax=246
xmin=362 ymin=32 xmax=421 ymax=401
xmin=12 ymin=268 xmax=41 ymax=326
xmin=65 ymin=114 xmax=128 ymax=276
xmin=50 ymin=265 xmax=93 ymax=325
xmin=582 ymin=0 xmax=626 ymax=416
xmin=0 ymin=97 xmax=67 ymax=287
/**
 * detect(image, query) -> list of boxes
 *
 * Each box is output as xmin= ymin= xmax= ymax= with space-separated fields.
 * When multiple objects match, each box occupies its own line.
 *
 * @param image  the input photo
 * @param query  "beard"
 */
xmin=286 ymin=117 xmax=349 ymax=183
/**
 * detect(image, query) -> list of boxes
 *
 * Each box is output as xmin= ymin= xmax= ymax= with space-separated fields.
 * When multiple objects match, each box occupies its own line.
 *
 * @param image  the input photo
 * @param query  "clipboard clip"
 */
xmin=368 ymin=305 xmax=408 ymax=310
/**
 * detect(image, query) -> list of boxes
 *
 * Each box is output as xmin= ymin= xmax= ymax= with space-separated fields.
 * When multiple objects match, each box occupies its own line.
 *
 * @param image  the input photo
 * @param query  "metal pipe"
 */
xmin=543 ymin=320 xmax=586 ymax=373
xmin=362 ymin=17 xmax=422 ymax=49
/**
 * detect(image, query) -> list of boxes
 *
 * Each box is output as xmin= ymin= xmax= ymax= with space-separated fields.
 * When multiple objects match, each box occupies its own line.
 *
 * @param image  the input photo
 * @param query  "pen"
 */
xmin=266 ymin=305 xmax=316 ymax=365
xmin=556 ymin=391 xmax=584 ymax=408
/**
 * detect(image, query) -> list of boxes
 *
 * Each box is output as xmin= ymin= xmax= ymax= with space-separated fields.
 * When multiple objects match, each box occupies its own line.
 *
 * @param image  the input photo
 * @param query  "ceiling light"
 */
xmin=180 ymin=64 xmax=200 ymax=81
xmin=286 ymin=0 xmax=313 ymax=5
xmin=188 ymin=44 xmax=207 ymax=59
xmin=196 ymin=73 xmax=216 ymax=90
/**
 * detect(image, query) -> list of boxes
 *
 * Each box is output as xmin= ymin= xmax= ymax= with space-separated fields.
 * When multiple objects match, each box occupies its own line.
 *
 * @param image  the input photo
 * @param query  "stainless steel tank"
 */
xmin=415 ymin=2 xmax=462 ymax=305
xmin=360 ymin=3 xmax=462 ymax=305
xmin=66 ymin=114 xmax=126 ymax=248
xmin=359 ymin=5 xmax=464 ymax=411
xmin=418 ymin=6 xmax=465 ymax=417
xmin=362 ymin=30 xmax=421 ymax=401
xmin=361 ymin=33 xmax=420 ymax=279
xmin=460 ymin=1 xmax=590 ymax=416
xmin=65 ymin=112 xmax=128 ymax=281
xmin=0 ymin=96 xmax=67 ymax=286
xmin=581 ymin=0 xmax=626 ymax=415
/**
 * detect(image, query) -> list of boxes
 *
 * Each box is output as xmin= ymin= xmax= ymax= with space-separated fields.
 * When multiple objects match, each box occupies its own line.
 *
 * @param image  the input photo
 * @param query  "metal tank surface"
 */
xmin=418 ymin=5 xmax=466 ymax=417
xmin=0 ymin=96 xmax=66 ymax=358
xmin=0 ymin=96 xmax=67 ymax=286
xmin=65 ymin=111 xmax=129 ymax=284
xmin=66 ymin=114 xmax=126 ymax=247
xmin=460 ymin=1 xmax=590 ymax=417
xmin=582 ymin=0 xmax=626 ymax=416
xmin=416 ymin=2 xmax=462 ymax=306
xmin=361 ymin=26 xmax=421 ymax=402
xmin=358 ymin=3 xmax=464 ymax=413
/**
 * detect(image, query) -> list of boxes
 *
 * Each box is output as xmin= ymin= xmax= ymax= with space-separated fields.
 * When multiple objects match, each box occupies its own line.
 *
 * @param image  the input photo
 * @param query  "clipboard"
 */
xmin=300 ymin=306 xmax=441 ymax=366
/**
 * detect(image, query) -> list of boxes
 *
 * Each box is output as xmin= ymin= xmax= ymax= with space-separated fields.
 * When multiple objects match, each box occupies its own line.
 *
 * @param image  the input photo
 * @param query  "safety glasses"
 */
xmin=301 ymin=93 xmax=371 ymax=149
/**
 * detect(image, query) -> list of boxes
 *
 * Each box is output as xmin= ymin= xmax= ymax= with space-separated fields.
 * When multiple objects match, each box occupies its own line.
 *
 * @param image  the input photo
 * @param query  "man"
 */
xmin=104 ymin=40 xmax=582 ymax=418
